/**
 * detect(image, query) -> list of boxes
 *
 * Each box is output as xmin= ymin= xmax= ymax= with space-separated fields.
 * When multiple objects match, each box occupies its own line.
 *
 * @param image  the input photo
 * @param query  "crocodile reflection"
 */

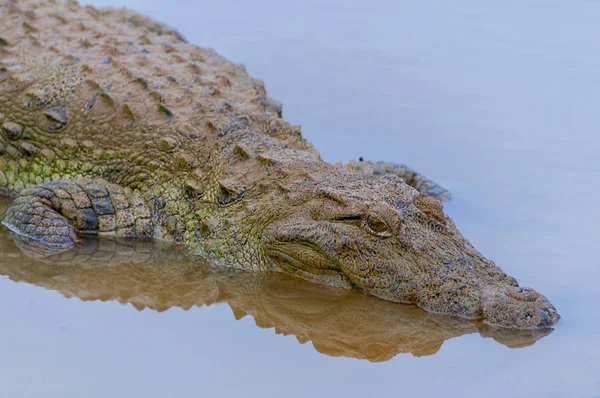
xmin=0 ymin=200 xmax=551 ymax=362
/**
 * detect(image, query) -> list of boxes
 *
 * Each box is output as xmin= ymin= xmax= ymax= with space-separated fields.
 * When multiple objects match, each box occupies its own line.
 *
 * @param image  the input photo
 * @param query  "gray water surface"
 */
xmin=1 ymin=1 xmax=599 ymax=397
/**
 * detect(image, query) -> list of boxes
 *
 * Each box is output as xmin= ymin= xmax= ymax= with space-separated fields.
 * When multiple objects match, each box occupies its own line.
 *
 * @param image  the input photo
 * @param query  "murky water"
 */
xmin=1 ymin=0 xmax=599 ymax=397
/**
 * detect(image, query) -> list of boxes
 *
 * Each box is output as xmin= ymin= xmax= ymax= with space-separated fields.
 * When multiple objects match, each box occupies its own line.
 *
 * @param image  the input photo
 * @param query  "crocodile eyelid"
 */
xmin=334 ymin=214 xmax=363 ymax=222
xmin=319 ymin=189 xmax=349 ymax=206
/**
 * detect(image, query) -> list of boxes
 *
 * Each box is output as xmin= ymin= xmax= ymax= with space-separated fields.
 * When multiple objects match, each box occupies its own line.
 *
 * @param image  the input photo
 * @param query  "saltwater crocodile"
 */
xmin=0 ymin=0 xmax=559 ymax=329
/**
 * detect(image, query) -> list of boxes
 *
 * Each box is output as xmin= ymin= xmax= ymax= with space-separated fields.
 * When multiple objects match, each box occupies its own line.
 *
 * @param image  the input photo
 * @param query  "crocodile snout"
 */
xmin=481 ymin=286 xmax=560 ymax=329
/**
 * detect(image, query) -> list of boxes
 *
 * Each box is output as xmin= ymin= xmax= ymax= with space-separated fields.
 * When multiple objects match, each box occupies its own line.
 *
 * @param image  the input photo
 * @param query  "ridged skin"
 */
xmin=0 ymin=0 xmax=559 ymax=329
xmin=0 ymin=0 xmax=312 ymax=251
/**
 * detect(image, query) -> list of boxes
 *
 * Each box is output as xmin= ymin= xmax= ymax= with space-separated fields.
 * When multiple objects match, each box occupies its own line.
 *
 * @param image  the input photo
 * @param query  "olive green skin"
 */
xmin=0 ymin=0 xmax=559 ymax=329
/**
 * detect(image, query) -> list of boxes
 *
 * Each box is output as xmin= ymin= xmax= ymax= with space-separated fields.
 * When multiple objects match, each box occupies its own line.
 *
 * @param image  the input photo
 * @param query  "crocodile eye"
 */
xmin=366 ymin=215 xmax=391 ymax=237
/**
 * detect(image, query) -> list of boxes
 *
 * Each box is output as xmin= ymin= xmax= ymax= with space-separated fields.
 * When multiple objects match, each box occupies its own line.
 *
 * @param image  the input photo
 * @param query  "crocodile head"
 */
xmin=261 ymin=167 xmax=559 ymax=329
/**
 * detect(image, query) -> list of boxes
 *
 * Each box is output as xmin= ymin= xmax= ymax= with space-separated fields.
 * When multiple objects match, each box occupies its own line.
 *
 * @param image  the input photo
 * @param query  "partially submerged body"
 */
xmin=0 ymin=0 xmax=559 ymax=328
xmin=0 ymin=210 xmax=552 ymax=361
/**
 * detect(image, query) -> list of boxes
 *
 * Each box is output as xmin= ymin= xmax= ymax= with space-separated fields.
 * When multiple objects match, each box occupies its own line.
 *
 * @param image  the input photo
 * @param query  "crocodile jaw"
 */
xmin=480 ymin=286 xmax=560 ymax=329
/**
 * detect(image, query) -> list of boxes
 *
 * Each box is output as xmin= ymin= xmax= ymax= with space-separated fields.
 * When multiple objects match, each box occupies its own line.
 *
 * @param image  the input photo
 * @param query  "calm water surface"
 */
xmin=1 ymin=1 xmax=599 ymax=397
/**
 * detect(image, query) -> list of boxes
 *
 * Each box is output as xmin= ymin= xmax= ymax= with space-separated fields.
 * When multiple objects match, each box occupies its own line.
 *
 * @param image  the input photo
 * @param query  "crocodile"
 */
xmin=0 ymin=202 xmax=552 ymax=361
xmin=0 ymin=0 xmax=559 ymax=329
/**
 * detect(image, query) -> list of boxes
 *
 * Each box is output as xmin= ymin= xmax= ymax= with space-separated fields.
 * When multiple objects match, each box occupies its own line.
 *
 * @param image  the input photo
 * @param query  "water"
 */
xmin=1 ymin=0 xmax=599 ymax=397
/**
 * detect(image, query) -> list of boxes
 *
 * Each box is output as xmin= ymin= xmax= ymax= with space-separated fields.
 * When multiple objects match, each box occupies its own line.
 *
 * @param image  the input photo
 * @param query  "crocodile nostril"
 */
xmin=481 ymin=288 xmax=560 ymax=328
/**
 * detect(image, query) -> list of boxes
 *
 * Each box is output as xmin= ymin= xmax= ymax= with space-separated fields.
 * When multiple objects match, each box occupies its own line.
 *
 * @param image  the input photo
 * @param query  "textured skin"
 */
xmin=0 ymin=205 xmax=552 ymax=361
xmin=0 ymin=0 xmax=559 ymax=329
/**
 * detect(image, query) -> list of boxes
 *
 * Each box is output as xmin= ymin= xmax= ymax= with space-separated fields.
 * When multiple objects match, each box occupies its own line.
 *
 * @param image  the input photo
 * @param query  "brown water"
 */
xmin=1 ymin=0 xmax=599 ymax=397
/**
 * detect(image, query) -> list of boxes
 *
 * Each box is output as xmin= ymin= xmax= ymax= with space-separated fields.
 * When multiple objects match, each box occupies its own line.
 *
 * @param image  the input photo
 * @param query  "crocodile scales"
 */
xmin=0 ymin=0 xmax=559 ymax=329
